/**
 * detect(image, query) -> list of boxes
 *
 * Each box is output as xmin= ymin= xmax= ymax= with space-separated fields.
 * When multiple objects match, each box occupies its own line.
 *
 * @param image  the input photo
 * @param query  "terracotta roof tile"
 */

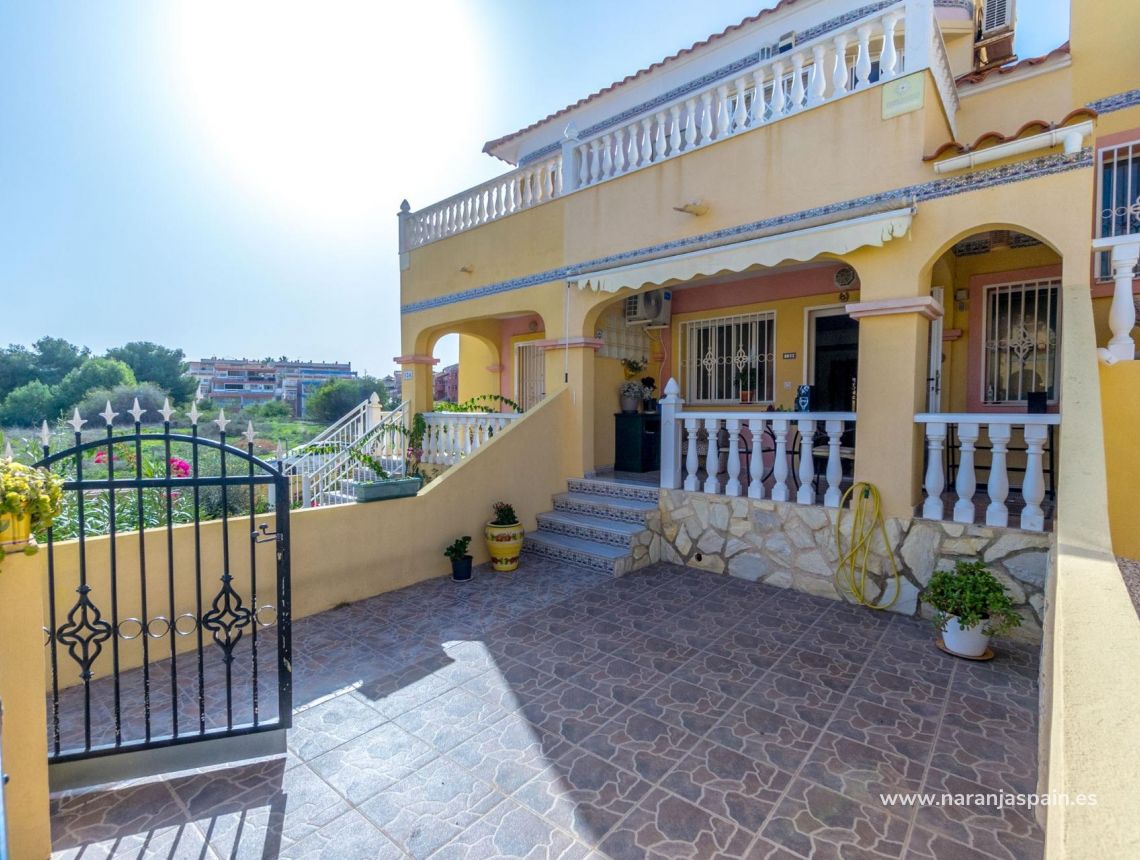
xmin=482 ymin=0 xmax=801 ymax=159
xmin=955 ymin=41 xmax=1070 ymax=86
xmin=923 ymin=107 xmax=1097 ymax=162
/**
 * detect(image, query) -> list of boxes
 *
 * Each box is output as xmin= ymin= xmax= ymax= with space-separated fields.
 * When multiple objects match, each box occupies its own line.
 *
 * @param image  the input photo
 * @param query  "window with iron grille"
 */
xmin=982 ymin=279 xmax=1060 ymax=405
xmin=681 ymin=311 xmax=775 ymax=403
xmin=1096 ymin=141 xmax=1140 ymax=279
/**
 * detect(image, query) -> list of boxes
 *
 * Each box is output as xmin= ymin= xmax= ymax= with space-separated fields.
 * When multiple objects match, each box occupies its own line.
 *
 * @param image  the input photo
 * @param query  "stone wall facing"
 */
xmin=654 ymin=489 xmax=1051 ymax=642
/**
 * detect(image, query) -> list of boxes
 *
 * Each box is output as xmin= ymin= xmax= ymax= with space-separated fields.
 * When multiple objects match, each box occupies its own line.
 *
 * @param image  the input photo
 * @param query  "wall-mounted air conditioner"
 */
xmin=980 ymin=0 xmax=1015 ymax=36
xmin=625 ymin=289 xmax=672 ymax=328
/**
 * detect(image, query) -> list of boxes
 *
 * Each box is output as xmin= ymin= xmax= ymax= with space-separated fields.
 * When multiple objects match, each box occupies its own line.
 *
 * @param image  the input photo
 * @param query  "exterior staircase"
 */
xmin=523 ymin=478 xmax=660 ymax=575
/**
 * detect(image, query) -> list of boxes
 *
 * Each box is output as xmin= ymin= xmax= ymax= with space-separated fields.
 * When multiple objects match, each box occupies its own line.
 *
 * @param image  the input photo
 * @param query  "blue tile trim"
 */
xmin=401 ymin=149 xmax=1092 ymax=315
xmin=1088 ymin=88 xmax=1140 ymax=115
xmin=517 ymin=0 xmax=898 ymax=166
xmin=933 ymin=0 xmax=973 ymax=12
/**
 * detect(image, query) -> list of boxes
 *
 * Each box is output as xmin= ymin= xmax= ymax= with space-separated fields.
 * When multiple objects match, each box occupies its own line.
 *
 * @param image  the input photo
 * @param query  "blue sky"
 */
xmin=0 ymin=1 xmax=1069 ymax=375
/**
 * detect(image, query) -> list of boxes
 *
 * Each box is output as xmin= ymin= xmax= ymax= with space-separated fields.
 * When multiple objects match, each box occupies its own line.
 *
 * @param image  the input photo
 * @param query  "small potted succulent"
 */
xmin=484 ymin=501 xmax=523 ymax=572
xmin=619 ymin=381 xmax=645 ymax=414
xmin=922 ymin=560 xmax=1022 ymax=657
xmin=444 ymin=535 xmax=473 ymax=582
xmin=0 ymin=458 xmax=64 ymax=563
xmin=736 ymin=365 xmax=759 ymax=403
xmin=641 ymin=377 xmax=658 ymax=413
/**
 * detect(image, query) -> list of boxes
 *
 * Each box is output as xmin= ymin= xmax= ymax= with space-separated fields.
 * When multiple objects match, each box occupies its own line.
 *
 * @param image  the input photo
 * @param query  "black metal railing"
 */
xmin=35 ymin=402 xmax=291 ymax=764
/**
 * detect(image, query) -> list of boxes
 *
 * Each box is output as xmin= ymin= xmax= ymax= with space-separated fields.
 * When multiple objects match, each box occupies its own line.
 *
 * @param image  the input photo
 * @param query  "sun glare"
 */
xmin=167 ymin=1 xmax=488 ymax=236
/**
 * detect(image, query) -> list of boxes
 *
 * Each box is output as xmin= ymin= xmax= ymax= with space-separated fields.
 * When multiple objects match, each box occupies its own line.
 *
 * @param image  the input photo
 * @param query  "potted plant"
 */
xmin=484 ymin=501 xmax=523 ymax=572
xmin=0 ymin=459 xmax=63 ymax=562
xmin=641 ymin=377 xmax=658 ymax=412
xmin=736 ymin=365 xmax=758 ymax=403
xmin=922 ymin=560 xmax=1022 ymax=657
xmin=348 ymin=423 xmax=424 ymax=502
xmin=620 ymin=356 xmax=647 ymax=380
xmin=619 ymin=381 xmax=645 ymax=414
xmin=444 ymin=535 xmax=473 ymax=582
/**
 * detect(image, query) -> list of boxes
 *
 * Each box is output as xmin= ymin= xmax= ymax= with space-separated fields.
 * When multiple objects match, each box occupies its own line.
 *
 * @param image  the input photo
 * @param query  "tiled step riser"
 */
xmin=535 ymin=516 xmax=635 ymax=549
xmin=552 ymin=496 xmax=652 ymax=525
xmin=521 ymin=539 xmax=631 ymax=576
xmin=568 ymin=479 xmax=660 ymax=505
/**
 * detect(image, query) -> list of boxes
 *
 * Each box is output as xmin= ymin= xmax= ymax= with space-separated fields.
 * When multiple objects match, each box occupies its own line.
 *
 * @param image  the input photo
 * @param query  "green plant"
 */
xmin=432 ymin=394 xmax=522 ymax=414
xmin=640 ymin=377 xmax=656 ymax=396
xmin=491 ymin=501 xmax=518 ymax=526
xmin=620 ymin=357 xmax=647 ymax=379
xmin=619 ymin=381 xmax=645 ymax=398
xmin=0 ymin=459 xmax=64 ymax=559
xmin=922 ymin=560 xmax=1022 ymax=636
xmin=736 ymin=365 xmax=759 ymax=391
xmin=444 ymin=535 xmax=472 ymax=560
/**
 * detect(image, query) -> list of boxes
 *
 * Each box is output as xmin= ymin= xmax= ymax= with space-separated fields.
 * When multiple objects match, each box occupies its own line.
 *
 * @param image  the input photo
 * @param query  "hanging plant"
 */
xmin=0 ymin=459 xmax=64 ymax=563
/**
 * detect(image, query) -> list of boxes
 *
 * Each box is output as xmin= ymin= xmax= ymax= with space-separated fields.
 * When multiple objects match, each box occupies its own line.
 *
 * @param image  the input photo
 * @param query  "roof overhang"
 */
xmin=573 ymin=206 xmax=915 ymax=293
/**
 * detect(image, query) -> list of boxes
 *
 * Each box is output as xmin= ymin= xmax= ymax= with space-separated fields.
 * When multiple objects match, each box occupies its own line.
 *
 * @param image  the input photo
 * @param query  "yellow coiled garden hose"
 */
xmin=834 ymin=482 xmax=901 ymax=610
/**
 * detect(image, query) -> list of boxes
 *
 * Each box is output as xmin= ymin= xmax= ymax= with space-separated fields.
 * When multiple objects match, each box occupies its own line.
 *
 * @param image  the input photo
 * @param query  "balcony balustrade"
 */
xmin=420 ymin=411 xmax=521 ymax=467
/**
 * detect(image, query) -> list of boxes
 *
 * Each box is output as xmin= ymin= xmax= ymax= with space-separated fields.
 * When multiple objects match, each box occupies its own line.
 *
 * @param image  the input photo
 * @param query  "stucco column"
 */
xmin=393 ymin=354 xmax=438 ymax=416
xmin=0 ymin=550 xmax=52 ymax=859
xmin=847 ymin=295 xmax=941 ymax=518
xmin=539 ymin=337 xmax=602 ymax=478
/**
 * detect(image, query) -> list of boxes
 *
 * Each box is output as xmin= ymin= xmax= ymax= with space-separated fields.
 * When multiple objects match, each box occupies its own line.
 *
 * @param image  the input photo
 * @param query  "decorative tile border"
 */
xmin=1088 ymin=87 xmax=1140 ymax=115
xmin=401 ymin=148 xmax=1092 ymax=315
xmin=567 ymin=478 xmax=661 ymax=504
xmin=517 ymin=0 xmax=899 ymax=166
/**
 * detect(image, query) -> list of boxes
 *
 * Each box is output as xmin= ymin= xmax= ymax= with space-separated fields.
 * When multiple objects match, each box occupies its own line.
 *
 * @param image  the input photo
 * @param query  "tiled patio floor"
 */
xmin=51 ymin=560 xmax=1043 ymax=860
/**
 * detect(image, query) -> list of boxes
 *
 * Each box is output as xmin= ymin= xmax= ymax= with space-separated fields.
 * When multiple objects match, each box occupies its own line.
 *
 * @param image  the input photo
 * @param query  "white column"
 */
xmin=824 ymin=420 xmax=844 ymax=507
xmin=683 ymin=99 xmax=698 ymax=151
xmin=953 ymin=422 xmax=979 ymax=524
xmin=699 ymin=92 xmax=714 ymax=143
xmin=771 ymin=418 xmax=790 ymax=502
xmin=683 ymin=417 xmax=700 ymax=492
xmin=789 ymin=53 xmax=806 ymax=112
xmin=577 ymin=143 xmax=590 ymax=187
xmin=613 ymin=127 xmax=626 ymax=175
xmin=659 ymin=379 xmax=683 ymax=490
xmin=627 ymin=122 xmax=642 ymax=167
xmin=809 ymin=45 xmax=828 ymax=105
xmin=1021 ymin=424 xmax=1049 ymax=531
xmin=653 ymin=112 xmax=667 ymax=160
xmin=588 ymin=140 xmax=602 ymax=183
xmin=725 ymin=418 xmax=742 ymax=496
xmin=703 ymin=418 xmax=721 ymax=494
xmin=922 ymin=421 xmax=947 ymax=520
xmin=832 ymin=34 xmax=850 ymax=97
xmin=715 ymin=85 xmax=731 ymax=139
xmin=770 ymin=61 xmax=787 ymax=115
xmin=880 ymin=12 xmax=902 ymax=80
xmin=561 ymin=128 xmax=580 ymax=193
xmin=668 ymin=104 xmax=682 ymax=155
xmin=796 ymin=419 xmax=817 ymax=505
xmin=750 ymin=68 xmax=767 ymax=125
xmin=1107 ymin=241 xmax=1140 ymax=361
xmin=732 ymin=77 xmax=749 ymax=131
xmin=601 ymin=133 xmax=614 ymax=179
xmin=640 ymin=117 xmax=654 ymax=163
xmin=986 ymin=422 xmax=1012 ymax=528
xmin=747 ymin=419 xmax=766 ymax=499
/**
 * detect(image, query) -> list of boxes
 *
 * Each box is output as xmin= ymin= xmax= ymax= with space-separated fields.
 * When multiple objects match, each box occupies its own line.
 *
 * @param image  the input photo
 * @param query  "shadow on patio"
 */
xmin=50 ymin=559 xmax=1043 ymax=859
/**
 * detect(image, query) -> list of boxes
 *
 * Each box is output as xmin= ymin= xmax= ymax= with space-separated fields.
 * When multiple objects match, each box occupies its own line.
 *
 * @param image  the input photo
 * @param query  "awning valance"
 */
xmin=576 ymin=207 xmax=914 ymax=293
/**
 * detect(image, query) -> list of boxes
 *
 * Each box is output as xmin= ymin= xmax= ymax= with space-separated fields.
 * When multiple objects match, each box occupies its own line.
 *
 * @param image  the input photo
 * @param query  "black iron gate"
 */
xmin=35 ymin=403 xmax=291 ymax=765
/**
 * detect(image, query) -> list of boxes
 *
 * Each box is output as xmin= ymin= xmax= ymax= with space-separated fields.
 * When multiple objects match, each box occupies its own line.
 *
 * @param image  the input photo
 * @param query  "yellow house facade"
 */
xmin=395 ymin=0 xmax=1140 ymax=854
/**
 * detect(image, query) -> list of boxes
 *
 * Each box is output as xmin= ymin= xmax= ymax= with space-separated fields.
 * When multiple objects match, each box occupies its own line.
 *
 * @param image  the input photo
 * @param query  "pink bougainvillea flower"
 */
xmin=169 ymin=457 xmax=191 ymax=478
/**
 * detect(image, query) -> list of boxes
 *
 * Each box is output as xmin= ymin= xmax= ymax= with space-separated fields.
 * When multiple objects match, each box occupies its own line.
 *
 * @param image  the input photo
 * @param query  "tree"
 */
xmin=0 ymin=380 xmax=57 ymax=427
xmin=305 ymin=376 xmax=390 ymax=422
xmin=54 ymin=358 xmax=136 ymax=414
xmin=30 ymin=337 xmax=88 ymax=386
xmin=0 ymin=345 xmax=35 ymax=400
xmin=106 ymin=342 xmax=197 ymax=404
xmin=243 ymin=400 xmax=292 ymax=420
xmin=76 ymin=383 xmax=171 ymax=426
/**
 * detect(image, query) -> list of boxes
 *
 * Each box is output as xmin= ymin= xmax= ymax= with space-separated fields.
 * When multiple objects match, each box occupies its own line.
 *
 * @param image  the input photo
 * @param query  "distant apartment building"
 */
xmin=433 ymin=363 xmax=459 ymax=403
xmin=189 ymin=358 xmax=356 ymax=415
xmin=380 ymin=373 xmax=403 ymax=404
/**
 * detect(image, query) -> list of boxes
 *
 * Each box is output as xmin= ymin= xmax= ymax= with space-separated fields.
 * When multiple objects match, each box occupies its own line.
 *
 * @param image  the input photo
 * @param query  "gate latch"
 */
xmin=253 ymin=523 xmax=284 ymax=545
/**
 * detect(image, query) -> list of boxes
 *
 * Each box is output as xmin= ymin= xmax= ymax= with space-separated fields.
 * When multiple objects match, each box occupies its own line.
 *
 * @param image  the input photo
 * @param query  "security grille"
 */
xmin=982 ymin=279 xmax=1060 ymax=405
xmin=1096 ymin=141 xmax=1140 ymax=279
xmin=515 ymin=342 xmax=545 ymax=411
xmin=681 ymin=311 xmax=775 ymax=403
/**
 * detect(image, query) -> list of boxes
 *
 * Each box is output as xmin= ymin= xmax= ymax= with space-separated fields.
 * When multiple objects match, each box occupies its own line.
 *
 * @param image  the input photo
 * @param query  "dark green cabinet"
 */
xmin=614 ymin=412 xmax=660 ymax=473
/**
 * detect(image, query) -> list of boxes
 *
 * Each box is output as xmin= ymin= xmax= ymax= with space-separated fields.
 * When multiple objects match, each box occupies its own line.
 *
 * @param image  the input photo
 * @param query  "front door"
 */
xmin=809 ymin=309 xmax=859 ymax=412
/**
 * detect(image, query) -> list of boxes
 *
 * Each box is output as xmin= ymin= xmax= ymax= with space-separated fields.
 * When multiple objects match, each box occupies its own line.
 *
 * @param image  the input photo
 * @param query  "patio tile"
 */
xmin=279 ymin=808 xmax=403 ymax=859
xmin=915 ymin=769 xmax=1044 ymax=860
xmin=430 ymin=798 xmax=589 ymax=860
xmin=941 ymin=692 xmax=1036 ymax=742
xmin=357 ymin=755 xmax=503 ymax=858
xmin=848 ymin=666 xmax=949 ymax=722
xmin=661 ymin=739 xmax=792 ymax=832
xmin=461 ymin=656 xmax=557 ymax=711
xmin=354 ymin=656 xmax=459 ymax=719
xmin=906 ymin=825 xmax=1011 ymax=860
xmin=706 ymin=701 xmax=821 ymax=773
xmin=308 ymin=721 xmax=437 ymax=805
xmin=798 ymin=731 xmax=926 ymax=817
xmin=450 ymin=716 xmax=567 ymax=793
xmin=395 ymin=686 xmax=509 ymax=752
xmin=827 ymin=695 xmax=938 ymax=763
xmin=580 ymin=708 xmax=702 ymax=783
xmin=672 ymin=651 xmax=768 ymax=700
xmin=520 ymin=602 xmax=595 ymax=639
xmin=869 ymin=638 xmax=957 ymax=687
xmin=559 ymin=614 xmax=641 ymax=653
xmin=760 ymin=778 xmax=910 ymax=859
xmin=629 ymin=675 xmax=731 ymax=735
xmin=798 ymin=621 xmax=888 ymax=657
xmin=648 ymin=613 xmax=735 ymax=651
xmin=769 ymin=647 xmax=863 ymax=695
xmin=743 ymin=671 xmax=846 ymax=729
xmin=597 ymin=787 xmax=753 ymax=860
xmin=287 ymin=693 xmax=387 ymax=761
xmin=950 ymin=663 xmax=1039 ymax=712
xmin=520 ymin=680 xmax=625 ymax=744
xmin=50 ymin=780 xmax=199 ymax=859
xmin=717 ymin=628 xmax=802 ymax=672
xmin=514 ymin=637 xmax=606 ymax=682
xmin=614 ymin=631 xmax=698 ymax=674
xmin=567 ymin=652 xmax=668 ymax=707
xmin=515 ymin=745 xmax=651 ymax=845
xmin=928 ymin=724 xmax=1039 ymax=795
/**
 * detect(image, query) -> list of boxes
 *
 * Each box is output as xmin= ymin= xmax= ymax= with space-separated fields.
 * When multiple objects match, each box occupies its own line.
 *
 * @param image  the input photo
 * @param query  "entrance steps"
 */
xmin=523 ymin=478 xmax=659 ymax=575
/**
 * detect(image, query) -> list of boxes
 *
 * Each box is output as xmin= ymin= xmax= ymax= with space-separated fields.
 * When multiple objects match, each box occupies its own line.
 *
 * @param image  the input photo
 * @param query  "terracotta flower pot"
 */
xmin=484 ymin=521 xmax=524 ymax=572
xmin=0 ymin=511 xmax=31 ymax=552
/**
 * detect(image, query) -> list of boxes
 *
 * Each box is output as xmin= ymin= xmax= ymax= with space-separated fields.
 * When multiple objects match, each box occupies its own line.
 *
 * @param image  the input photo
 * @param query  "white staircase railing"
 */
xmin=284 ymin=395 xmax=409 ymax=507
xmin=420 ymin=412 xmax=521 ymax=467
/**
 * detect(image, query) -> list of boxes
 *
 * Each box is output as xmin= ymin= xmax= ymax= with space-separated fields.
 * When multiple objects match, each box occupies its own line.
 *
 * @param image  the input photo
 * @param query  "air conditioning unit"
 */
xmin=980 ymin=0 xmax=1015 ymax=36
xmin=974 ymin=0 xmax=1016 ymax=72
xmin=625 ymin=289 xmax=672 ymax=328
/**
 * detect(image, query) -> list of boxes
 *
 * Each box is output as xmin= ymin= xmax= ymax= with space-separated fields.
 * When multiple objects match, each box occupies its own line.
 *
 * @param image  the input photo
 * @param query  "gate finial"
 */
xmin=160 ymin=398 xmax=175 ymax=423
xmin=40 ymin=420 xmax=51 ymax=447
xmin=99 ymin=400 xmax=119 ymax=427
xmin=215 ymin=409 xmax=230 ymax=433
xmin=68 ymin=408 xmax=87 ymax=433
xmin=128 ymin=398 xmax=147 ymax=423
xmin=188 ymin=402 xmax=201 ymax=426
xmin=244 ymin=421 xmax=256 ymax=444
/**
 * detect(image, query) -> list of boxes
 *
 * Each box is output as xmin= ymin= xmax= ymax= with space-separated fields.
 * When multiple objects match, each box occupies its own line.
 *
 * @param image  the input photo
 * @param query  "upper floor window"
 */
xmin=982 ymin=279 xmax=1060 ymax=405
xmin=681 ymin=311 xmax=775 ymax=404
xmin=1097 ymin=141 xmax=1140 ymax=279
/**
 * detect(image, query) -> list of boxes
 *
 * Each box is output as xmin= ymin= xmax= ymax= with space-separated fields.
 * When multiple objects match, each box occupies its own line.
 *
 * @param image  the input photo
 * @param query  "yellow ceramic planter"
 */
xmin=484 ymin=522 xmax=524 ymax=572
xmin=0 ymin=511 xmax=32 ymax=552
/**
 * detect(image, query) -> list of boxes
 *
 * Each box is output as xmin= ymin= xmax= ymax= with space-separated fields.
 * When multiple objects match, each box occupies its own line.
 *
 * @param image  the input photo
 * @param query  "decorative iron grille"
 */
xmin=982 ymin=279 xmax=1060 ymax=405
xmin=35 ymin=400 xmax=291 ymax=764
xmin=681 ymin=311 xmax=776 ymax=403
xmin=1097 ymin=141 xmax=1140 ymax=279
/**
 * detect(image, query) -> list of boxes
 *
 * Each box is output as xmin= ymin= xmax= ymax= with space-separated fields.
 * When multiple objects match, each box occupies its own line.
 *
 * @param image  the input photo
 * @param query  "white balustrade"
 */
xmin=916 ymin=414 xmax=1060 ymax=532
xmin=659 ymin=380 xmax=855 ymax=507
xmin=401 ymin=1 xmax=957 ymax=251
xmin=420 ymin=412 xmax=520 ymax=469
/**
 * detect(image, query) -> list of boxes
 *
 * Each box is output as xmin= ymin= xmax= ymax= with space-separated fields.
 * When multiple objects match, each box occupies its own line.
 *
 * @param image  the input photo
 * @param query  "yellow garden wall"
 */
xmin=1099 ymin=361 xmax=1140 ymax=560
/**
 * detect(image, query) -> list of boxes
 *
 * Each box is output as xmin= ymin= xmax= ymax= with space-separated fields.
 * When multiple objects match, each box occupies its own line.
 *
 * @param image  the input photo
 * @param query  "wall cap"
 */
xmin=846 ymin=296 xmax=944 ymax=321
